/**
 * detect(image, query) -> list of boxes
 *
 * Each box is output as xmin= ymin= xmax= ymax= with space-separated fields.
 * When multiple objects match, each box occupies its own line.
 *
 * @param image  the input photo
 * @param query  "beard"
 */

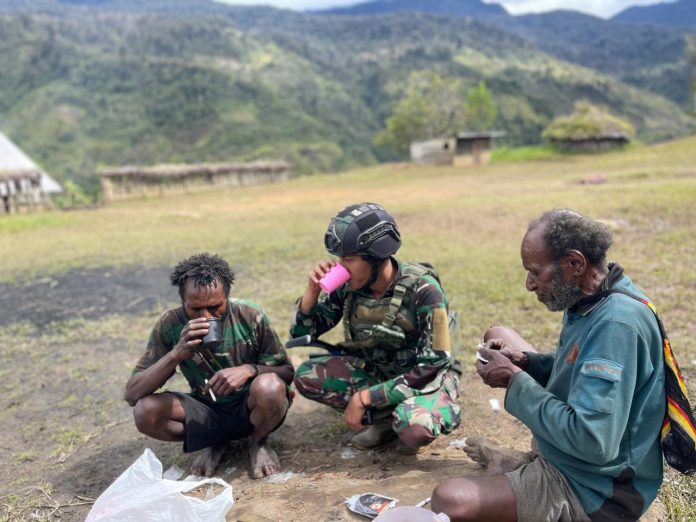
xmin=538 ymin=264 xmax=584 ymax=312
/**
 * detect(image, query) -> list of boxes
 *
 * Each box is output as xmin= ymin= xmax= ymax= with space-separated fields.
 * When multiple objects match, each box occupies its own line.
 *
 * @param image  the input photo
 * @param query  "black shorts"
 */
xmin=170 ymin=392 xmax=255 ymax=453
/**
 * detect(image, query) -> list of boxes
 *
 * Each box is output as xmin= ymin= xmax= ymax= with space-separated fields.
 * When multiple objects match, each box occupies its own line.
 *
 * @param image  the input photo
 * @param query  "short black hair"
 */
xmin=529 ymin=209 xmax=613 ymax=266
xmin=170 ymin=253 xmax=235 ymax=299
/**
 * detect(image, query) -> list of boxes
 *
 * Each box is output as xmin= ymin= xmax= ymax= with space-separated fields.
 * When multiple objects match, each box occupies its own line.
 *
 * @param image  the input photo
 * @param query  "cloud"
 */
xmin=215 ymin=0 xmax=675 ymax=19
xmin=489 ymin=0 xmax=674 ymax=18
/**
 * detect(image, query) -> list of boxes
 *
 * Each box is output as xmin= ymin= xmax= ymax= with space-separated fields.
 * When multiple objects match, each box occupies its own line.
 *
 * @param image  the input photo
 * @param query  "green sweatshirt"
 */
xmin=505 ymin=275 xmax=665 ymax=520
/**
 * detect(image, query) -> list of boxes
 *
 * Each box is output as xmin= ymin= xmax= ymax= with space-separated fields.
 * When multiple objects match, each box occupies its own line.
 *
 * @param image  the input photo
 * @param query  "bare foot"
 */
xmin=190 ymin=444 xmax=226 ymax=477
xmin=463 ymin=437 xmax=533 ymax=474
xmin=250 ymin=440 xmax=281 ymax=479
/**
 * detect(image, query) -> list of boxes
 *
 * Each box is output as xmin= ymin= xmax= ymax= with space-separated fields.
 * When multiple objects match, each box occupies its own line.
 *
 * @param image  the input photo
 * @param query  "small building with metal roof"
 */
xmin=410 ymin=131 xmax=506 ymax=167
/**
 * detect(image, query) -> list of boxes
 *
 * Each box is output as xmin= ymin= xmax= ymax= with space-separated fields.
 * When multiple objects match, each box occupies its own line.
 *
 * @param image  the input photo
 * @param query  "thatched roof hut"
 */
xmin=0 ymin=131 xmax=61 ymax=214
xmin=97 ymin=161 xmax=290 ymax=202
xmin=543 ymin=101 xmax=635 ymax=153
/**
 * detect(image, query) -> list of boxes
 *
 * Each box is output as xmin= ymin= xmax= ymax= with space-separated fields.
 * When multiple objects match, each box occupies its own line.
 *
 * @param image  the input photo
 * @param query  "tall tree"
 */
xmin=465 ymin=81 xmax=497 ymax=131
xmin=373 ymin=71 xmax=467 ymax=154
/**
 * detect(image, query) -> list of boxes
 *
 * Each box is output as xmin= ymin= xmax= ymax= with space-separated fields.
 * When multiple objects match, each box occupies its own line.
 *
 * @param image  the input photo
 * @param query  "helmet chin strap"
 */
xmin=361 ymin=256 xmax=388 ymax=292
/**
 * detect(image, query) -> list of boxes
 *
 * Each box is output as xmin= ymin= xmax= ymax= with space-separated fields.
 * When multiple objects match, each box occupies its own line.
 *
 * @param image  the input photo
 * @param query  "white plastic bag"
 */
xmin=86 ymin=449 xmax=234 ymax=522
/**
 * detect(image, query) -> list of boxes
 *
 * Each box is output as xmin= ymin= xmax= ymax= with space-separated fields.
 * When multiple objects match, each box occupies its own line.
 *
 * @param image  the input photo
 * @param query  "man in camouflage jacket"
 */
xmin=125 ymin=253 xmax=293 ymax=478
xmin=291 ymin=203 xmax=460 ymax=452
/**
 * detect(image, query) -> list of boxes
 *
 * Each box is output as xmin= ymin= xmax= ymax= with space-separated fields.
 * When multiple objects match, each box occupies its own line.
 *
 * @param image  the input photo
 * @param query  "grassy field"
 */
xmin=1 ymin=136 xmax=695 ymax=520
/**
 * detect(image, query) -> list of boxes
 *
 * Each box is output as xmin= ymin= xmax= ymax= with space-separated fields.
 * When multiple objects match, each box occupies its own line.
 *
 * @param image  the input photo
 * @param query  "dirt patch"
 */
xmin=0 ymin=268 xmax=668 ymax=521
xmin=0 ymin=266 xmax=178 ymax=328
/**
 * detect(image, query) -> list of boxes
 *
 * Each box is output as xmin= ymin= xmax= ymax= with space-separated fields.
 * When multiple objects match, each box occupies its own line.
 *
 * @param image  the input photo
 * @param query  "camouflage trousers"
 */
xmin=294 ymin=355 xmax=461 ymax=439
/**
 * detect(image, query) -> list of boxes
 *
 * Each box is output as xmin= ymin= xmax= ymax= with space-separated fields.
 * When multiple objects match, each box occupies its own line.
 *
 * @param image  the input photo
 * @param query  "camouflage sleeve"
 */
xmin=289 ymin=286 xmax=348 ymax=339
xmin=255 ymin=308 xmax=289 ymax=366
xmin=131 ymin=311 xmax=178 ymax=374
xmin=368 ymin=274 xmax=452 ymax=408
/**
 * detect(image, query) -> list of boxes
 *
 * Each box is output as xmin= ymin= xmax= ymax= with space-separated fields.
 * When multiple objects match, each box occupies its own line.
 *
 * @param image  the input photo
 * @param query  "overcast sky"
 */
xmin=215 ymin=0 xmax=669 ymax=19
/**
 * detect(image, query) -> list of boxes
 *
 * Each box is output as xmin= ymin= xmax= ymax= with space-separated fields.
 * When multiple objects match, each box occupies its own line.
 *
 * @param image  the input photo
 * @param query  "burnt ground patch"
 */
xmin=0 ymin=266 xmax=179 ymax=328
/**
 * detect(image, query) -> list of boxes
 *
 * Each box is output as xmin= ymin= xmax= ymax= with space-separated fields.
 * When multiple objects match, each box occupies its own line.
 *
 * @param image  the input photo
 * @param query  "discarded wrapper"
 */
xmin=345 ymin=493 xmax=398 ymax=518
xmin=263 ymin=471 xmax=298 ymax=484
xmin=341 ymin=447 xmax=357 ymax=459
xmin=489 ymin=398 xmax=501 ymax=412
xmin=447 ymin=438 xmax=468 ymax=450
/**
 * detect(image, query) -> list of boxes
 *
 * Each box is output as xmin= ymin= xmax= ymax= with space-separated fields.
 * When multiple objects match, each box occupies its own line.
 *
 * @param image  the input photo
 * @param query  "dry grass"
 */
xmin=1 ymin=135 xmax=696 ymax=520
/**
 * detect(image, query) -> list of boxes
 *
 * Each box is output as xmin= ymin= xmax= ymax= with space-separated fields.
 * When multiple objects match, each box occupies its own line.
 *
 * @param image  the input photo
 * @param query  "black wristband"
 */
xmin=252 ymin=364 xmax=260 ymax=378
xmin=358 ymin=389 xmax=369 ymax=408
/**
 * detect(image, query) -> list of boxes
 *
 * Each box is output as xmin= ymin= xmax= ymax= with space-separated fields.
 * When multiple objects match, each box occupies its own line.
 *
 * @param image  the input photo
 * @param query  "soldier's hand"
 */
xmin=344 ymin=391 xmax=367 ymax=431
xmin=171 ymin=317 xmax=208 ymax=362
xmin=476 ymin=346 xmax=521 ymax=389
xmin=308 ymin=260 xmax=335 ymax=290
xmin=300 ymin=260 xmax=336 ymax=313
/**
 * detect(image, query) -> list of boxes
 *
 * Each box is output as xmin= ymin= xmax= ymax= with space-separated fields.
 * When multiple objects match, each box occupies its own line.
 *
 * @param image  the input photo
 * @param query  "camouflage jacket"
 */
xmin=133 ymin=298 xmax=288 ymax=404
xmin=290 ymin=259 xmax=453 ymax=408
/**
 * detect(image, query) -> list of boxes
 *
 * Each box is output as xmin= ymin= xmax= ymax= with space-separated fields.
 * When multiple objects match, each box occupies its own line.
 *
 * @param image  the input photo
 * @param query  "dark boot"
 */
xmin=351 ymin=411 xmax=396 ymax=450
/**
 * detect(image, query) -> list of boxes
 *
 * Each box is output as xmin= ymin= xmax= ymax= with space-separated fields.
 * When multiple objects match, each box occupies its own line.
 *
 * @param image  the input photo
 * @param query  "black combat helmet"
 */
xmin=324 ymin=202 xmax=401 ymax=260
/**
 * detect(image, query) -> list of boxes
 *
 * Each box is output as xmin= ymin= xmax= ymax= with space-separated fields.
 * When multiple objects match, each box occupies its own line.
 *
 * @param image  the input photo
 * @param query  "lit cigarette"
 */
xmin=415 ymin=497 xmax=431 ymax=508
xmin=476 ymin=351 xmax=489 ymax=363
xmin=476 ymin=340 xmax=489 ymax=363
xmin=204 ymin=379 xmax=217 ymax=402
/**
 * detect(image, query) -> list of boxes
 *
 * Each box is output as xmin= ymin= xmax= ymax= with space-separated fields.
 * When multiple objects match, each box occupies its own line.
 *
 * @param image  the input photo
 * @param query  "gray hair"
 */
xmin=528 ymin=209 xmax=613 ymax=266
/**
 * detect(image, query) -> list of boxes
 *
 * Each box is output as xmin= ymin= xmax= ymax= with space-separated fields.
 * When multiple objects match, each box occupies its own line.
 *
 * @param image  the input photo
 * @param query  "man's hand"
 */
xmin=300 ymin=260 xmax=336 ymax=313
xmin=308 ymin=260 xmax=336 ymax=289
xmin=344 ymin=390 xmax=368 ymax=431
xmin=485 ymin=338 xmax=529 ymax=370
xmin=171 ymin=317 xmax=209 ymax=363
xmin=205 ymin=365 xmax=256 ymax=396
xmin=476 ymin=346 xmax=522 ymax=389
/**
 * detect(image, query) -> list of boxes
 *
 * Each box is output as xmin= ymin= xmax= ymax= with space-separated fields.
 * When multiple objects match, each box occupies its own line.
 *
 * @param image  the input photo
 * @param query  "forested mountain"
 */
xmin=0 ymin=0 xmax=693 ymax=191
xmin=613 ymin=0 xmax=696 ymax=28
xmin=313 ymin=0 xmax=694 ymax=107
xmin=496 ymin=11 xmax=693 ymax=107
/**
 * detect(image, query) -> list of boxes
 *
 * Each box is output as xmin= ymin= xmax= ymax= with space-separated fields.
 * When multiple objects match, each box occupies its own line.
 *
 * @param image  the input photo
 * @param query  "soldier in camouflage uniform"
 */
xmin=291 ymin=203 xmax=461 ymax=452
xmin=125 ymin=253 xmax=293 ymax=479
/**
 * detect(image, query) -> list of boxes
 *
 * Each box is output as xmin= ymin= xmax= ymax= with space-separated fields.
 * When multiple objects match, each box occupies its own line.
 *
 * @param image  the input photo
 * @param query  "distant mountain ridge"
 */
xmin=312 ymin=0 xmax=694 ymax=107
xmin=314 ymin=0 xmax=696 ymax=30
xmin=612 ymin=0 xmax=696 ymax=28
xmin=315 ymin=0 xmax=507 ymax=17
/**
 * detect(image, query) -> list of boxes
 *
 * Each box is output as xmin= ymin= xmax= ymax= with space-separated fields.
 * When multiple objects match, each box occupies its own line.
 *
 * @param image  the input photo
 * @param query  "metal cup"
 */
xmin=201 ymin=318 xmax=223 ymax=350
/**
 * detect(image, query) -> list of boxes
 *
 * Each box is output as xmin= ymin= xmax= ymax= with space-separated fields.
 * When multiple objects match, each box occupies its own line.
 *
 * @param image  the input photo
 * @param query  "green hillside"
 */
xmin=0 ymin=5 xmax=693 ymax=191
xmin=498 ymin=12 xmax=694 ymax=107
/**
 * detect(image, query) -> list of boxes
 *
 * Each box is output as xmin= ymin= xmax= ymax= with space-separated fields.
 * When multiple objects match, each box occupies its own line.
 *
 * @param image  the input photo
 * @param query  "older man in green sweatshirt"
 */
xmin=433 ymin=209 xmax=665 ymax=522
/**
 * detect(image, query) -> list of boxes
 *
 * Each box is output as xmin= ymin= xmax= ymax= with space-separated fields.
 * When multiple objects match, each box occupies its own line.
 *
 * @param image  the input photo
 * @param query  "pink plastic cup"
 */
xmin=319 ymin=264 xmax=351 ymax=293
